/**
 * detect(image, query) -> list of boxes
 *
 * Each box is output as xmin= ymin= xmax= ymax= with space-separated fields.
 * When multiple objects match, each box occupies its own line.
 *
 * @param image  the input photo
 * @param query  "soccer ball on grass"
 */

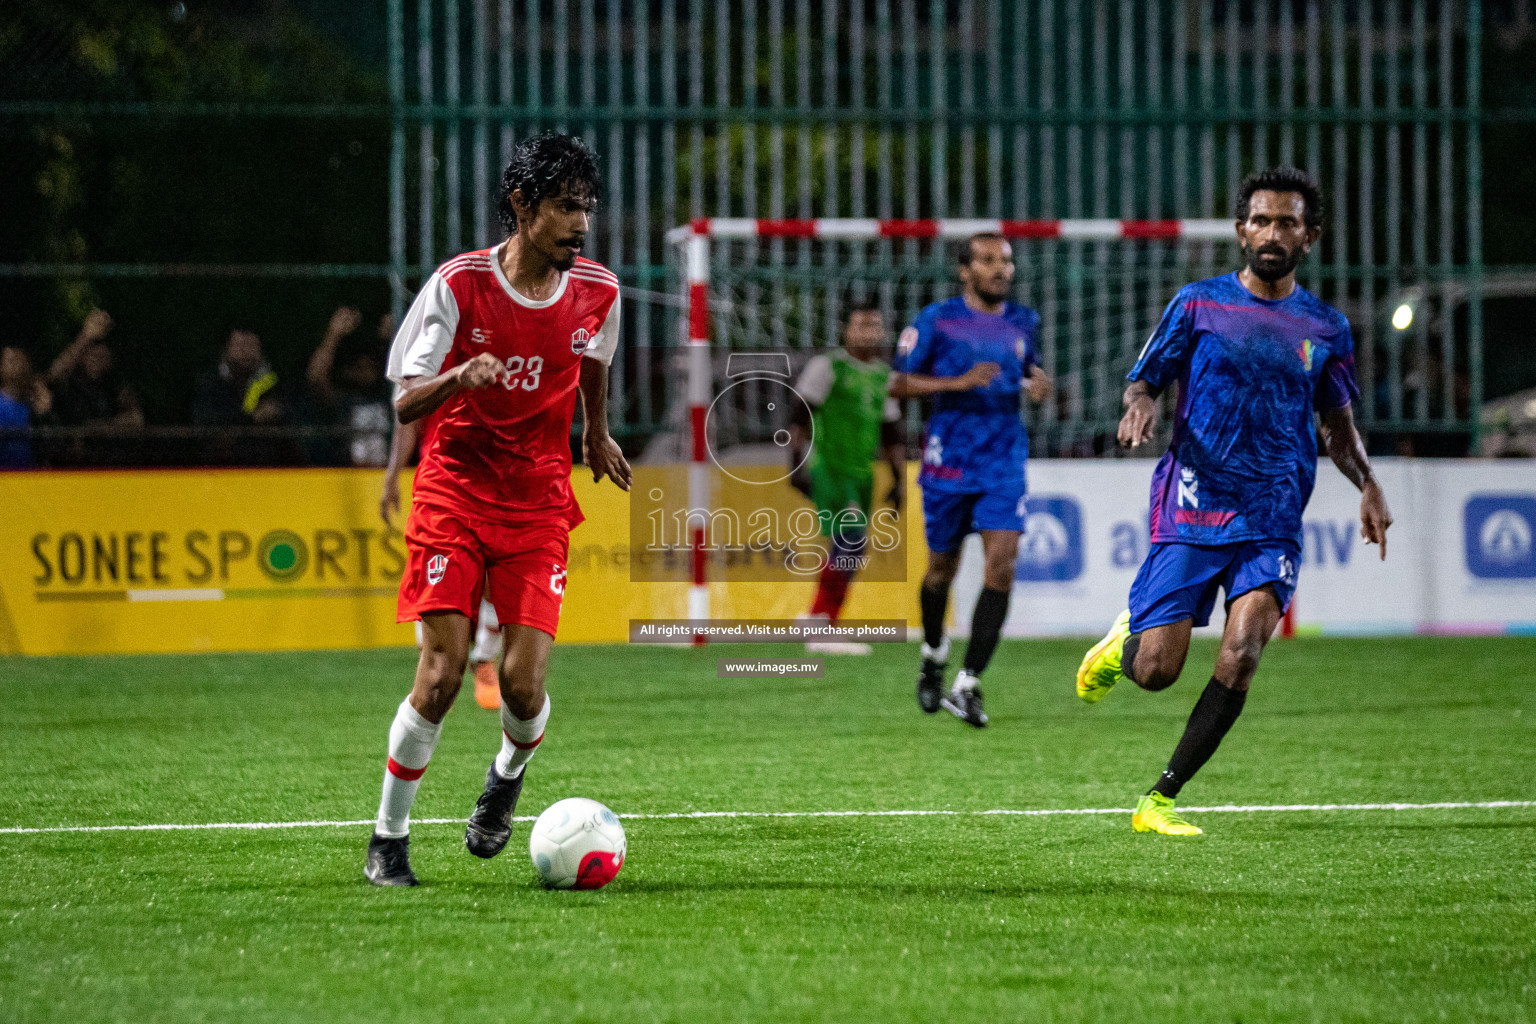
xmin=528 ymin=797 xmax=626 ymax=889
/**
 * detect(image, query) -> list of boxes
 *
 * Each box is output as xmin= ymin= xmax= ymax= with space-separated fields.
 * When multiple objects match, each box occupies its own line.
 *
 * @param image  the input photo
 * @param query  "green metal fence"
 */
xmin=1 ymin=1 xmax=1500 ymax=454
xmin=381 ymin=0 xmax=1491 ymax=453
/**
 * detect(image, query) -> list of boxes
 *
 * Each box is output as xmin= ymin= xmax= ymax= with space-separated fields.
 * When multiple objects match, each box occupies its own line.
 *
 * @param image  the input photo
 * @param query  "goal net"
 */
xmin=649 ymin=218 xmax=1237 ymax=621
xmin=669 ymin=219 xmax=1237 ymax=461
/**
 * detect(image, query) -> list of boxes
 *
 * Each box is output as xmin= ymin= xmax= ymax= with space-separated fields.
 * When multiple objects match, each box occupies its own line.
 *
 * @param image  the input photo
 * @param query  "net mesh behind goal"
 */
xmin=651 ymin=219 xmax=1240 ymax=620
xmin=677 ymin=230 xmax=1238 ymax=460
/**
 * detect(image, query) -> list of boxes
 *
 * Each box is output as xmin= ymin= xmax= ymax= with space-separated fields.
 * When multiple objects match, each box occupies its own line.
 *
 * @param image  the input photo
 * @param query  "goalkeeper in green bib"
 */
xmin=789 ymin=296 xmax=905 ymax=655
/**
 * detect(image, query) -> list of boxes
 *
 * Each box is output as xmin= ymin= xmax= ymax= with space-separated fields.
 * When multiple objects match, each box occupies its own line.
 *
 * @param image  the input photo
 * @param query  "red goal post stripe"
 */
xmin=679 ymin=217 xmax=1234 ymax=241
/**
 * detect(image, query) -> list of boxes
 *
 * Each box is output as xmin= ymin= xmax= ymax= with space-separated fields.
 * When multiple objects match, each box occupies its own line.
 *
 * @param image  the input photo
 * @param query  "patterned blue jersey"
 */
xmin=1129 ymin=272 xmax=1360 ymax=546
xmin=894 ymin=296 xmax=1040 ymax=495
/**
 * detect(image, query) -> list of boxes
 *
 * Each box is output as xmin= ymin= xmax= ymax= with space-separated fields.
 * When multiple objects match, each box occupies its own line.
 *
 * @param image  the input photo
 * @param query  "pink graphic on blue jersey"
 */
xmin=1130 ymin=272 xmax=1359 ymax=546
xmin=894 ymin=295 xmax=1041 ymax=496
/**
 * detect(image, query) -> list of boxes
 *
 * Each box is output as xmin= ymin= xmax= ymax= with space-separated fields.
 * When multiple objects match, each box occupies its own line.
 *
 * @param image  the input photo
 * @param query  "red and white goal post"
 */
xmin=665 ymin=217 xmax=1238 ymax=627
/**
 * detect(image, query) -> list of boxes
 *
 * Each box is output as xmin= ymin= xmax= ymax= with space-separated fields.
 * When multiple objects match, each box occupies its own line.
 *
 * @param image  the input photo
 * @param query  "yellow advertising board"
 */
xmin=0 ymin=467 xmax=924 ymax=656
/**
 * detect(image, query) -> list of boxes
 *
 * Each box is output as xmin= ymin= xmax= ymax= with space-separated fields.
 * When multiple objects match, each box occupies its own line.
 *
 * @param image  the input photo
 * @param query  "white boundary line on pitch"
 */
xmin=0 ymin=800 xmax=1532 ymax=836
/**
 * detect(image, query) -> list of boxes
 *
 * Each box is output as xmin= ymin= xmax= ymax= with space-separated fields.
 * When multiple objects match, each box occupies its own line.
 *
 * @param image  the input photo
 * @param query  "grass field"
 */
xmin=1 ymin=637 xmax=1533 ymax=1023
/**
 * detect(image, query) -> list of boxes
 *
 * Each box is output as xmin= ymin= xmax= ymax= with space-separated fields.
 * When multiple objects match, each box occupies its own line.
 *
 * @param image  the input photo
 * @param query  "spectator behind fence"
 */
xmin=47 ymin=310 xmax=142 ymax=425
xmin=46 ymin=310 xmax=146 ymax=465
xmin=305 ymin=307 xmax=395 ymax=467
xmin=0 ymin=346 xmax=54 ymax=469
xmin=191 ymin=328 xmax=290 ymax=465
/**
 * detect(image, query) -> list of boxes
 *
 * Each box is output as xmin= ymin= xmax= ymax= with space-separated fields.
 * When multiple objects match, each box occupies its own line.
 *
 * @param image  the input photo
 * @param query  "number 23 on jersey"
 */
xmin=502 ymin=355 xmax=544 ymax=392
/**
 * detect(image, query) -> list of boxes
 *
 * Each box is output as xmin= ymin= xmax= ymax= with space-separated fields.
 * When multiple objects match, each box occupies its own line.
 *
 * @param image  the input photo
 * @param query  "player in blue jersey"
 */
xmin=892 ymin=233 xmax=1053 ymax=727
xmin=1076 ymin=167 xmax=1393 ymax=835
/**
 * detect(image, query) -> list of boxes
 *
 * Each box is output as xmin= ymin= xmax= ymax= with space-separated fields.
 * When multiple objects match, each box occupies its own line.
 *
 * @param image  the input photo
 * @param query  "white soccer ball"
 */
xmin=528 ymin=797 xmax=626 ymax=890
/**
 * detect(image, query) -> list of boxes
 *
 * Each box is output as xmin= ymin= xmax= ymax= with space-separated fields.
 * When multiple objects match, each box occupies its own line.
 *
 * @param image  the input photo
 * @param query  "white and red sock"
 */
xmin=494 ymin=693 xmax=549 ymax=780
xmin=809 ymin=566 xmax=852 ymax=621
xmin=374 ymin=697 xmax=442 ymax=838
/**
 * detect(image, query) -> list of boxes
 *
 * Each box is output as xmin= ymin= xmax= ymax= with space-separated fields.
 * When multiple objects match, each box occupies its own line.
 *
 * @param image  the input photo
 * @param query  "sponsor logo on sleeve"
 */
xmin=898 ymin=326 xmax=918 ymax=354
xmin=1464 ymin=494 xmax=1536 ymax=579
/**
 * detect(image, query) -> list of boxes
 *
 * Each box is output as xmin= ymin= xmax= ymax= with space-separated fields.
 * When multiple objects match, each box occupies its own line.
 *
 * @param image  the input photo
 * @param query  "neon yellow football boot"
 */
xmin=1076 ymin=610 xmax=1131 ymax=703
xmin=1132 ymin=792 xmax=1203 ymax=836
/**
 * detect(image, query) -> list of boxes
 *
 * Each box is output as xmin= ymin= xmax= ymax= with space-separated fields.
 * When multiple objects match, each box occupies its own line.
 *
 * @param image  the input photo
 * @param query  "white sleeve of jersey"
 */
xmin=386 ymin=272 xmax=460 ymax=385
xmin=581 ymin=295 xmax=622 ymax=367
xmin=795 ymin=355 xmax=835 ymax=406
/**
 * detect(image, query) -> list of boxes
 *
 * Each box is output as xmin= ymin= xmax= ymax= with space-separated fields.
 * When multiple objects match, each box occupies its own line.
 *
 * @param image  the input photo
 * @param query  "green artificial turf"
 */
xmin=1 ymin=637 xmax=1533 ymax=1023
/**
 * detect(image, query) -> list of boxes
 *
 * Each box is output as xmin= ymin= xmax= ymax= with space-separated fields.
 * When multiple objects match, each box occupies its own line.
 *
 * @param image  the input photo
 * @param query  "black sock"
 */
xmin=962 ymin=587 xmax=1011 ymax=676
xmin=919 ymin=584 xmax=949 ymax=651
xmin=1152 ymin=768 xmax=1183 ymax=796
xmin=1121 ymin=632 xmax=1142 ymax=684
xmin=1149 ymin=677 xmax=1247 ymax=798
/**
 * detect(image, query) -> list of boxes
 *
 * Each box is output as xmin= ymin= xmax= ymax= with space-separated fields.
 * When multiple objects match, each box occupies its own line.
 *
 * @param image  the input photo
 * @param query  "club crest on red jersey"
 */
xmin=426 ymin=554 xmax=448 ymax=585
xmin=570 ymin=328 xmax=591 ymax=355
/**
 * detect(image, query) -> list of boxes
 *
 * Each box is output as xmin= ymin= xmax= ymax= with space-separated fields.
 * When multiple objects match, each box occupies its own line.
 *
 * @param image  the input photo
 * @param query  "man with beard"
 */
xmin=1075 ymin=167 xmax=1392 ymax=835
xmin=365 ymin=131 xmax=631 ymax=886
xmin=892 ymin=233 xmax=1053 ymax=727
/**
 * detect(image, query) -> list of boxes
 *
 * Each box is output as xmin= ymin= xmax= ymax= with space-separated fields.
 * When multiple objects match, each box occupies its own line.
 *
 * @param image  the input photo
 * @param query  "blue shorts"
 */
xmin=1128 ymin=540 xmax=1300 ymax=633
xmin=921 ymin=489 xmax=1026 ymax=554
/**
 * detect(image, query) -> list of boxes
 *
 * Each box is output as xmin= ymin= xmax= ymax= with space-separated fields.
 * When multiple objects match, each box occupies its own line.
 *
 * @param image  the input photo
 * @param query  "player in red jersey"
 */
xmin=381 ymin=416 xmax=504 ymax=712
xmin=365 ymin=132 xmax=632 ymax=886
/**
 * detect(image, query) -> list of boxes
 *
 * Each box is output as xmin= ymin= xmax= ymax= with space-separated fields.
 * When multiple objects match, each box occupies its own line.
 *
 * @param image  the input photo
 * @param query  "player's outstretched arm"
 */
xmin=578 ymin=356 xmax=632 ymax=491
xmin=1118 ymin=381 xmax=1160 ymax=448
xmin=380 ymin=416 xmax=421 ymax=527
xmin=888 ymin=362 xmax=1000 ymax=397
xmin=1320 ymin=404 xmax=1392 ymax=560
xmin=394 ymin=353 xmax=504 ymax=424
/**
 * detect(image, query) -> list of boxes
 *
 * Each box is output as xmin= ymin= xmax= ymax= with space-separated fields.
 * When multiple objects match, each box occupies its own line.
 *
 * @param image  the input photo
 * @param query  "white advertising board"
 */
xmin=949 ymin=458 xmax=1536 ymax=637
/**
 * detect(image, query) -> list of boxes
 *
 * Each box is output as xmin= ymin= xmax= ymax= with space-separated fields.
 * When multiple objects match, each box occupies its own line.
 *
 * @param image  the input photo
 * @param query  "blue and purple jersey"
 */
xmin=894 ymin=295 xmax=1041 ymax=495
xmin=1129 ymin=272 xmax=1359 ymax=546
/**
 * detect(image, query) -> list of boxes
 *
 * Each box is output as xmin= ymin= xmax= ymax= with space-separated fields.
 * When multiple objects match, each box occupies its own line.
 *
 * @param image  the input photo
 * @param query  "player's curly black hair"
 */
xmin=1235 ymin=166 xmax=1324 ymax=229
xmin=495 ymin=131 xmax=601 ymax=234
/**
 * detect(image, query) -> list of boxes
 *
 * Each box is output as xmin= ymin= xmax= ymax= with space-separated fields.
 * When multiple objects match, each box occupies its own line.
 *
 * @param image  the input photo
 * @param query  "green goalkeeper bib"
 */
xmin=809 ymin=350 xmax=891 ymax=481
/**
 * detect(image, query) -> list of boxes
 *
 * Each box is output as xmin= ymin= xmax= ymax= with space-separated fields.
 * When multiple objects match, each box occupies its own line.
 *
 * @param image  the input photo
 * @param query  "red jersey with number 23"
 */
xmin=386 ymin=244 xmax=621 ymax=528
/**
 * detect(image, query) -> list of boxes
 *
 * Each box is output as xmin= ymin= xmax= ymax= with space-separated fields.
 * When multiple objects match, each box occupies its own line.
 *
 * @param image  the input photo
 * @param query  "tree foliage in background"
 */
xmin=1 ymin=0 xmax=388 ymax=423
xmin=3 ymin=1 xmax=1536 ymax=425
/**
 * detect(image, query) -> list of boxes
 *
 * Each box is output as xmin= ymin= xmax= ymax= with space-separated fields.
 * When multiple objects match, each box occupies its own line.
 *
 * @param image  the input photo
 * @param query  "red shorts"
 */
xmin=398 ymin=503 xmax=570 ymax=638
